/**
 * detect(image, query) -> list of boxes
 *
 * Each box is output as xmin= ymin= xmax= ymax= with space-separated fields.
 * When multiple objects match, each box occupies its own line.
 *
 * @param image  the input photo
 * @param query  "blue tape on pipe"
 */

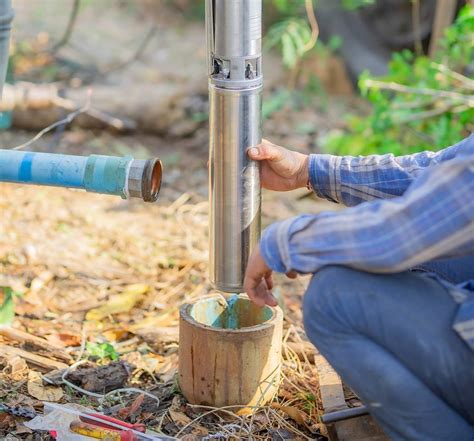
xmin=84 ymin=155 xmax=131 ymax=197
xmin=18 ymin=152 xmax=34 ymax=182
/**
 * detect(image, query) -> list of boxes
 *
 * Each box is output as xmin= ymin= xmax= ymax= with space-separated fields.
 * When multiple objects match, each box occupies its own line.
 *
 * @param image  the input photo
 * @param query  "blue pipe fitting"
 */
xmin=0 ymin=149 xmax=162 ymax=202
xmin=84 ymin=154 xmax=131 ymax=198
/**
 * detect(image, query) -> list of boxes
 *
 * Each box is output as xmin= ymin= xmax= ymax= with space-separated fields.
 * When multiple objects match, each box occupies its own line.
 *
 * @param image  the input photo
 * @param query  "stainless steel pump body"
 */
xmin=207 ymin=0 xmax=263 ymax=293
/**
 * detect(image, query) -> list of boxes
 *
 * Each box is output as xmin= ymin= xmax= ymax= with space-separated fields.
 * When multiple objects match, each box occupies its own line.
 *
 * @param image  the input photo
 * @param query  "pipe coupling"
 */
xmin=127 ymin=158 xmax=162 ymax=202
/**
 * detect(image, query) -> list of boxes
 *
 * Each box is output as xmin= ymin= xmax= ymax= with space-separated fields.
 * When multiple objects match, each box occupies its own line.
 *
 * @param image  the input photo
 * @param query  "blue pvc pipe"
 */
xmin=0 ymin=149 xmax=132 ymax=198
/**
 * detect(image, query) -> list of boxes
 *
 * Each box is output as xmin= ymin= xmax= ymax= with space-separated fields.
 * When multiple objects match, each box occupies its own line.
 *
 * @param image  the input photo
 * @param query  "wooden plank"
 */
xmin=315 ymin=352 xmax=390 ymax=441
xmin=0 ymin=344 xmax=68 ymax=371
xmin=315 ymin=354 xmax=347 ymax=412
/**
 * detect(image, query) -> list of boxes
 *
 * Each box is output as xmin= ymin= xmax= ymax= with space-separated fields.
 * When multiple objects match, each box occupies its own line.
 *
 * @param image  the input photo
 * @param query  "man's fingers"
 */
xmin=265 ymin=291 xmax=278 ymax=307
xmin=255 ymin=279 xmax=278 ymax=307
xmin=244 ymin=276 xmax=277 ymax=308
xmin=248 ymin=140 xmax=285 ymax=162
xmin=245 ymin=278 xmax=267 ymax=307
xmin=265 ymin=272 xmax=274 ymax=290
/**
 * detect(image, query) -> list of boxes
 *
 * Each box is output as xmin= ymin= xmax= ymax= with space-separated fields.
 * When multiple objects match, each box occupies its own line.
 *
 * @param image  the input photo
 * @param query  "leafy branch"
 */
xmin=324 ymin=4 xmax=474 ymax=155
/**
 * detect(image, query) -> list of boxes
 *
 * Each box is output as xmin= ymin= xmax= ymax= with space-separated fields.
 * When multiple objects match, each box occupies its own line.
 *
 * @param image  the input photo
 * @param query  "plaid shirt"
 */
xmin=260 ymin=134 xmax=474 ymax=351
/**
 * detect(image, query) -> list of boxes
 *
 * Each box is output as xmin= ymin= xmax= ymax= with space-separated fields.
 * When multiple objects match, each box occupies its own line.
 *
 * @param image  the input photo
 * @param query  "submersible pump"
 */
xmin=207 ymin=0 xmax=263 ymax=293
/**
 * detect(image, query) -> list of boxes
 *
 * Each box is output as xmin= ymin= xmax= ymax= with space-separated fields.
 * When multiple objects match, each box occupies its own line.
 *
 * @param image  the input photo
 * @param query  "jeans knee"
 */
xmin=303 ymin=266 xmax=357 ymax=343
xmin=303 ymin=266 xmax=354 ymax=314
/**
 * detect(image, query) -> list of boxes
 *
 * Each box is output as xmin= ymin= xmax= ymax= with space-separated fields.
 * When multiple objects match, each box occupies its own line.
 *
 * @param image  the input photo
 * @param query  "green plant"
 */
xmin=85 ymin=341 xmax=119 ymax=361
xmin=0 ymin=287 xmax=22 ymax=326
xmin=324 ymin=5 xmax=474 ymax=156
xmin=265 ymin=17 xmax=315 ymax=69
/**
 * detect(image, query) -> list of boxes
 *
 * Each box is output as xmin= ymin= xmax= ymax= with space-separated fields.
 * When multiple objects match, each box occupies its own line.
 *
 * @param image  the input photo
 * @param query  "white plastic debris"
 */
xmin=24 ymin=403 xmax=91 ymax=441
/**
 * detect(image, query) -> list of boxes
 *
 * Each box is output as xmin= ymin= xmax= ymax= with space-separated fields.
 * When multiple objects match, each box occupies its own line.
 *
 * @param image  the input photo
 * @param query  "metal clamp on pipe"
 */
xmin=0 ymin=149 xmax=162 ymax=202
xmin=207 ymin=0 xmax=263 ymax=293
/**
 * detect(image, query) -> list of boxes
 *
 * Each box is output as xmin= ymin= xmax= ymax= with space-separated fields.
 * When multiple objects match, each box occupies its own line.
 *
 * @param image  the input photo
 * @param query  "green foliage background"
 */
xmin=324 ymin=5 xmax=474 ymax=156
xmin=180 ymin=0 xmax=472 ymax=155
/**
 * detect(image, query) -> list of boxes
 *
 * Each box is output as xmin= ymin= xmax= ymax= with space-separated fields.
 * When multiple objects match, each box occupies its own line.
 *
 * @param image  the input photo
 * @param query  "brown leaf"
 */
xmin=236 ymin=407 xmax=253 ymax=416
xmin=27 ymin=370 xmax=63 ymax=402
xmin=102 ymin=328 xmax=131 ymax=342
xmin=6 ymin=355 xmax=28 ymax=377
xmin=46 ymin=332 xmax=82 ymax=347
xmin=169 ymin=408 xmax=192 ymax=426
xmin=160 ymin=367 xmax=178 ymax=383
xmin=278 ymin=387 xmax=295 ymax=401
xmin=123 ymin=351 xmax=165 ymax=374
xmin=117 ymin=393 xmax=145 ymax=420
xmin=0 ymin=413 xmax=15 ymax=431
xmin=169 ymin=409 xmax=208 ymax=436
xmin=157 ymin=354 xmax=178 ymax=382
xmin=271 ymin=403 xmax=308 ymax=427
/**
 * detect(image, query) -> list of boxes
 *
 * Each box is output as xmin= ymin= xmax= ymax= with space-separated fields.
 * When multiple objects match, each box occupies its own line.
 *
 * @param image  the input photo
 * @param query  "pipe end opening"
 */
xmin=143 ymin=158 xmax=162 ymax=202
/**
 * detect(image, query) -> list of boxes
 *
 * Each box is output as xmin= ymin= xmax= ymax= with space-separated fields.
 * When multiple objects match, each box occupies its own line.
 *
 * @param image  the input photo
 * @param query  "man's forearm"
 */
xmin=309 ymin=134 xmax=473 ymax=207
xmin=262 ymin=153 xmax=474 ymax=275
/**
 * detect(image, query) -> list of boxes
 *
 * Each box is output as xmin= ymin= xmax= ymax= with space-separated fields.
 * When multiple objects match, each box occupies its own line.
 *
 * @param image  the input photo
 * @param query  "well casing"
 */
xmin=179 ymin=295 xmax=283 ymax=408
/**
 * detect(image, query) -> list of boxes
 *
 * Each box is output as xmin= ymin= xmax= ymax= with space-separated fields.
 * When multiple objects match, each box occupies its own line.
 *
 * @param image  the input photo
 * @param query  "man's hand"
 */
xmin=248 ymin=139 xmax=309 ymax=191
xmin=243 ymin=245 xmax=278 ymax=307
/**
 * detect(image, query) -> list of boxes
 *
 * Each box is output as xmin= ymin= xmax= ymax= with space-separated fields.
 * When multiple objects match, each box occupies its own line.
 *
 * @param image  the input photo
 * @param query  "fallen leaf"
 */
xmin=157 ymin=353 xmax=178 ymax=382
xmin=169 ymin=409 xmax=208 ymax=436
xmin=117 ymin=393 xmax=145 ymax=420
xmin=252 ymin=413 xmax=271 ymax=425
xmin=5 ymin=393 xmax=35 ymax=408
xmin=169 ymin=408 xmax=192 ymax=426
xmin=278 ymin=388 xmax=295 ymax=401
xmin=27 ymin=370 xmax=63 ymax=402
xmin=123 ymin=351 xmax=164 ymax=373
xmin=46 ymin=332 xmax=82 ymax=347
xmin=7 ymin=355 xmax=28 ymax=375
xmin=271 ymin=403 xmax=307 ymax=427
xmin=102 ymin=328 xmax=131 ymax=342
xmin=0 ymin=413 xmax=15 ymax=431
xmin=236 ymin=407 xmax=254 ymax=416
xmin=85 ymin=284 xmax=149 ymax=321
xmin=161 ymin=367 xmax=178 ymax=383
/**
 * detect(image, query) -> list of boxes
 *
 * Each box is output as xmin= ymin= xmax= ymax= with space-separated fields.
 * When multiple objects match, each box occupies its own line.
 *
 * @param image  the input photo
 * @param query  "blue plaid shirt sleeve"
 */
xmin=260 ymin=134 xmax=474 ymax=275
xmin=261 ymin=134 xmax=474 ymax=351
xmin=309 ymin=135 xmax=473 ymax=206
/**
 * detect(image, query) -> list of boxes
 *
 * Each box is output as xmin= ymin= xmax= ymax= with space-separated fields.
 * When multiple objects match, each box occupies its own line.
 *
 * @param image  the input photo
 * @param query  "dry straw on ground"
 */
xmin=0 ymin=184 xmax=322 ymax=440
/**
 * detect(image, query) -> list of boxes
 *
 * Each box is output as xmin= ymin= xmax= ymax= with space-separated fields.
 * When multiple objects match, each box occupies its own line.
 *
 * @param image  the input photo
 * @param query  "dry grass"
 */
xmin=0 ymin=183 xmax=323 ymax=440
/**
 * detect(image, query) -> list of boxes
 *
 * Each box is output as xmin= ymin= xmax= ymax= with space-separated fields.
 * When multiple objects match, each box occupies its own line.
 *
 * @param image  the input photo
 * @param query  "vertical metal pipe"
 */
xmin=207 ymin=0 xmax=263 ymax=293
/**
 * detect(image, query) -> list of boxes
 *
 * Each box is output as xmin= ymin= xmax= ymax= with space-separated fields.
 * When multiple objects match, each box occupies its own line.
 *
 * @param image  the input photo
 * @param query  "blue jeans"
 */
xmin=303 ymin=255 xmax=474 ymax=441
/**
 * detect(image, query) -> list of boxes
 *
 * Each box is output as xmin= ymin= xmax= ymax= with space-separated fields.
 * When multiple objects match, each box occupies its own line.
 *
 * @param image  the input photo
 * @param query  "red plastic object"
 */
xmin=80 ymin=413 xmax=146 ymax=433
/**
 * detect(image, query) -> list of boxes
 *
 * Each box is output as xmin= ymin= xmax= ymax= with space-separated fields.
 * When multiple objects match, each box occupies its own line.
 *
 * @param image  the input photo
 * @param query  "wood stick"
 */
xmin=0 ymin=327 xmax=72 ymax=362
xmin=362 ymin=79 xmax=474 ymax=105
xmin=429 ymin=0 xmax=457 ymax=58
xmin=0 ymin=344 xmax=68 ymax=371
